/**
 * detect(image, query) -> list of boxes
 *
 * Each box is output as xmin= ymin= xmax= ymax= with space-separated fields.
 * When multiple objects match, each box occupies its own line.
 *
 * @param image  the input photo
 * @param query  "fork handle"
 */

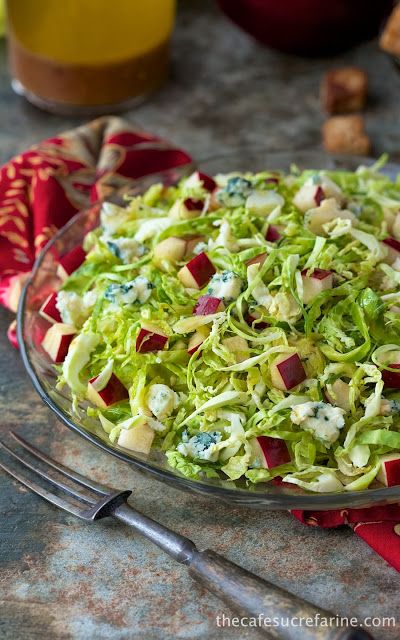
xmin=113 ymin=503 xmax=373 ymax=640
xmin=188 ymin=549 xmax=374 ymax=640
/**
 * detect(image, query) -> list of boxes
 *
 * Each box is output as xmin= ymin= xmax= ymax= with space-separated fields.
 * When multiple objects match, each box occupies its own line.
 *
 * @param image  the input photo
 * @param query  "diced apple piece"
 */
xmin=270 ymin=353 xmax=306 ymax=391
xmin=87 ymin=373 xmax=129 ymax=409
xmin=184 ymin=235 xmax=206 ymax=256
xmin=42 ymin=323 xmax=76 ymax=363
xmin=304 ymin=199 xmax=355 ymax=236
xmin=325 ymin=379 xmax=351 ymax=412
xmin=188 ymin=325 xmax=210 ymax=355
xmin=136 ymin=324 xmax=168 ymax=354
xmin=185 ymin=171 xmax=216 ymax=192
xmin=376 ymin=453 xmax=400 ymax=487
xmin=178 ymin=252 xmax=216 ymax=289
xmin=39 ymin=292 xmax=62 ymax=324
xmin=249 ymin=436 xmax=291 ymax=469
xmin=57 ymin=246 xmax=86 ymax=281
xmin=245 ymin=311 xmax=269 ymax=330
xmin=169 ymin=198 xmax=204 ymax=220
xmin=301 ymin=268 xmax=333 ymax=304
xmin=118 ymin=422 xmax=155 ymax=454
xmin=382 ymin=363 xmax=400 ymax=389
xmin=153 ymin=237 xmax=186 ymax=266
xmin=193 ymin=295 xmax=224 ymax=315
xmin=265 ymin=225 xmax=282 ymax=242
xmin=382 ymin=237 xmax=400 ymax=264
xmin=246 ymin=252 xmax=267 ymax=267
xmin=222 ymin=336 xmax=249 ymax=363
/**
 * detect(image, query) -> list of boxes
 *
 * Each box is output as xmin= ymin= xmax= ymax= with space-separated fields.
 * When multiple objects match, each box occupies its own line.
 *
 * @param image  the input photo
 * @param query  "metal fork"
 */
xmin=0 ymin=432 xmax=373 ymax=640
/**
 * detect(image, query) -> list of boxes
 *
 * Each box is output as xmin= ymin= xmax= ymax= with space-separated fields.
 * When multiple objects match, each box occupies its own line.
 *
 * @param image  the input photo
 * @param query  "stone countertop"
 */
xmin=0 ymin=1 xmax=399 ymax=639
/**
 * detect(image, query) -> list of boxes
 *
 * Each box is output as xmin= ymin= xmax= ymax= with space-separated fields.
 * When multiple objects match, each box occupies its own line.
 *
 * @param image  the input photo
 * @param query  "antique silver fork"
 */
xmin=0 ymin=431 xmax=373 ymax=640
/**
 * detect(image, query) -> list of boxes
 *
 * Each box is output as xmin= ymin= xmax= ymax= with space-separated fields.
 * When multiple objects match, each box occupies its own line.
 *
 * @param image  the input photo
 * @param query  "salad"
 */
xmin=40 ymin=159 xmax=400 ymax=493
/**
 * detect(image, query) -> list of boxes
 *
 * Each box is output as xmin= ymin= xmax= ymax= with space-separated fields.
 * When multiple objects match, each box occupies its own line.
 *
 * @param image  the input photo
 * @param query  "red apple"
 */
xmin=57 ymin=246 xmax=86 ymax=280
xmin=301 ymin=268 xmax=333 ymax=304
xmin=188 ymin=326 xmax=210 ymax=355
xmin=42 ymin=323 xmax=76 ymax=363
xmin=383 ymin=237 xmax=400 ymax=263
xmin=136 ymin=325 xmax=168 ymax=353
xmin=153 ymin=237 xmax=187 ymax=265
xmin=250 ymin=436 xmax=291 ymax=469
xmin=184 ymin=198 xmax=204 ymax=212
xmin=245 ymin=312 xmax=269 ymax=330
xmin=314 ymin=186 xmax=325 ymax=206
xmin=270 ymin=352 xmax=306 ymax=391
xmin=265 ymin=177 xmax=279 ymax=185
xmin=197 ymin=171 xmax=217 ymax=192
xmin=376 ymin=454 xmax=400 ymax=487
xmin=87 ymin=372 xmax=129 ymax=409
xmin=184 ymin=235 xmax=206 ymax=256
xmin=193 ymin=295 xmax=224 ymax=315
xmin=382 ymin=363 xmax=400 ymax=389
xmin=246 ymin=252 xmax=267 ymax=267
xmin=178 ymin=252 xmax=216 ymax=289
xmin=265 ymin=225 xmax=282 ymax=242
xmin=39 ymin=292 xmax=62 ymax=324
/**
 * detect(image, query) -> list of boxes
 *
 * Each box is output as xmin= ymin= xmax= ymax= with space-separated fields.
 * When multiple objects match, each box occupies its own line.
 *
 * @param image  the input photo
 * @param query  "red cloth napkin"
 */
xmin=0 ymin=116 xmax=399 ymax=572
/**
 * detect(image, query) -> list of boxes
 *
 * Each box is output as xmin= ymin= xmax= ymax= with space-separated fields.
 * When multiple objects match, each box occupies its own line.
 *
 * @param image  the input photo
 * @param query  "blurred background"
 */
xmin=0 ymin=0 xmax=399 ymax=162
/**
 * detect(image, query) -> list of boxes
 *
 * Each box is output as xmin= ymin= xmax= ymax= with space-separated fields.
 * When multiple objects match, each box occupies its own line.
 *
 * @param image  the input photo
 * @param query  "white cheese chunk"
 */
xmin=146 ymin=384 xmax=179 ymax=421
xmin=291 ymin=401 xmax=346 ymax=446
xmin=56 ymin=290 xmax=97 ymax=327
xmin=104 ymin=276 xmax=153 ymax=306
xmin=106 ymin=237 xmax=145 ymax=263
xmin=207 ymin=271 xmax=243 ymax=302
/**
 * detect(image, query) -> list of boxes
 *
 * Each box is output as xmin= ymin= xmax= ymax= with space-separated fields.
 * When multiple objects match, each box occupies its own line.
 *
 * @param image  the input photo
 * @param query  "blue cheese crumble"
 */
xmin=104 ymin=276 xmax=153 ymax=305
xmin=208 ymin=270 xmax=243 ymax=303
xmin=291 ymin=401 xmax=346 ymax=446
xmin=177 ymin=431 xmax=222 ymax=461
xmin=216 ymin=176 xmax=252 ymax=207
xmin=106 ymin=237 xmax=146 ymax=263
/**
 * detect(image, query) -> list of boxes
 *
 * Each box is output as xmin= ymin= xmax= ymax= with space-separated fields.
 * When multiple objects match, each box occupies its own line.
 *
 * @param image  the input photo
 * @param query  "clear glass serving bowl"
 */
xmin=17 ymin=150 xmax=400 ymax=509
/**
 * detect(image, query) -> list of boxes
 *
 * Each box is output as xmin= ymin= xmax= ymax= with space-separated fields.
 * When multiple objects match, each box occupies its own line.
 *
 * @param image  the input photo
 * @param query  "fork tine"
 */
xmin=0 ymin=441 xmax=95 ymax=505
xmin=0 ymin=458 xmax=86 ymax=518
xmin=11 ymin=432 xmax=110 ymax=495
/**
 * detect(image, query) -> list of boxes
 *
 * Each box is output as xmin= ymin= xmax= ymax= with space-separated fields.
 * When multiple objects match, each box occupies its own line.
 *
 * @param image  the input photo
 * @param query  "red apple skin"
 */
xmin=277 ymin=353 xmax=306 ymax=390
xmin=314 ymin=186 xmax=325 ymax=206
xmin=186 ymin=252 xmax=216 ymax=287
xmin=245 ymin=313 xmax=269 ymax=330
xmin=265 ymin=177 xmax=279 ymax=185
xmin=39 ymin=292 xmax=62 ymax=324
xmin=301 ymin=268 xmax=332 ymax=280
xmin=42 ymin=325 xmax=76 ymax=363
xmin=188 ymin=340 xmax=203 ymax=356
xmin=378 ymin=456 xmax=400 ymax=487
xmin=193 ymin=295 xmax=223 ymax=315
xmin=183 ymin=198 xmax=204 ymax=212
xmin=57 ymin=246 xmax=86 ymax=279
xmin=382 ymin=364 xmax=400 ymax=389
xmin=383 ymin=237 xmax=400 ymax=253
xmin=197 ymin=172 xmax=217 ymax=192
xmin=136 ymin=328 xmax=168 ymax=353
xmin=265 ymin=225 xmax=281 ymax=242
xmin=257 ymin=436 xmax=291 ymax=468
xmin=246 ymin=252 xmax=267 ymax=267
xmin=88 ymin=373 xmax=129 ymax=408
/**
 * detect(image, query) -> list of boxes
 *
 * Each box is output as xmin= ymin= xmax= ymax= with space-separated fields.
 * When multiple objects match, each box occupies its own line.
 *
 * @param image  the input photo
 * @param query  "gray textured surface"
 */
xmin=0 ymin=1 xmax=400 ymax=639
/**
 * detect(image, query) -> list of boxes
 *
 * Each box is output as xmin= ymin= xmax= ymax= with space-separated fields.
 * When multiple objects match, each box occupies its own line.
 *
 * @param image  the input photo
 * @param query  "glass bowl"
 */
xmin=17 ymin=150 xmax=400 ymax=509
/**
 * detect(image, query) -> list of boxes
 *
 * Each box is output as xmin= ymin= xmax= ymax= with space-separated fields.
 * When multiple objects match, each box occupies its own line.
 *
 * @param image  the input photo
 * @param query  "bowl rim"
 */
xmin=17 ymin=149 xmax=400 ymax=509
